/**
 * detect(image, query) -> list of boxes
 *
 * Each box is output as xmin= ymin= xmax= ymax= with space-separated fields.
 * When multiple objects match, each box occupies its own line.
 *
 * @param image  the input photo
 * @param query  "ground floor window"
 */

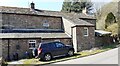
xmin=28 ymin=40 xmax=36 ymax=49
xmin=84 ymin=27 xmax=88 ymax=36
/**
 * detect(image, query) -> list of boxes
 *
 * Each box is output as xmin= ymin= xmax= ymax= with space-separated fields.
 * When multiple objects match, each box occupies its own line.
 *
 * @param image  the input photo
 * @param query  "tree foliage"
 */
xmin=105 ymin=12 xmax=116 ymax=28
xmin=61 ymin=0 xmax=72 ymax=12
xmin=70 ymin=2 xmax=82 ymax=13
xmin=61 ymin=0 xmax=93 ymax=14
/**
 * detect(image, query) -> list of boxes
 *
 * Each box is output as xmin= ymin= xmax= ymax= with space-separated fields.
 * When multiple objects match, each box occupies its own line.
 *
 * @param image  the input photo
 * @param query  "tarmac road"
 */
xmin=54 ymin=48 xmax=118 ymax=64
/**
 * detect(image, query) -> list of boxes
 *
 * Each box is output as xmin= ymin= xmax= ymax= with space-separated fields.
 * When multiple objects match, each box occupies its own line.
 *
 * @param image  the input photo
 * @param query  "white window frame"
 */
xmin=43 ymin=23 xmax=49 ymax=27
xmin=43 ymin=20 xmax=49 ymax=29
xmin=28 ymin=40 xmax=36 ymax=49
xmin=84 ymin=27 xmax=88 ymax=36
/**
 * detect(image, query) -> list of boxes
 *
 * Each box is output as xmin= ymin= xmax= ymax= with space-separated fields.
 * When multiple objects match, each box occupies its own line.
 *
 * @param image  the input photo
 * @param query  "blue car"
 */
xmin=37 ymin=41 xmax=74 ymax=61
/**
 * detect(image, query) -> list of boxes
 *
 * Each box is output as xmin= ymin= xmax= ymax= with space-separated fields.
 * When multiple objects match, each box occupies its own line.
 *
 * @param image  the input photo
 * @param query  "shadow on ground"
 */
xmin=39 ymin=53 xmax=81 ymax=62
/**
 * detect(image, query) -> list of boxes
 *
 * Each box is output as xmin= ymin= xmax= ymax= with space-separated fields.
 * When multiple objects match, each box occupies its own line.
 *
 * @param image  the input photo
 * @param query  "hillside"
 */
xmin=96 ymin=0 xmax=120 ymax=36
xmin=96 ymin=1 xmax=118 ymax=30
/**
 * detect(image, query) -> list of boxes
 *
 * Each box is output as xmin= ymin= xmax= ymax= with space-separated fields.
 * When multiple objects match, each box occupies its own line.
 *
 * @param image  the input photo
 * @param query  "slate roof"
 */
xmin=0 ymin=33 xmax=71 ymax=39
xmin=0 ymin=6 xmax=95 ymax=26
xmin=62 ymin=16 xmax=94 ymax=27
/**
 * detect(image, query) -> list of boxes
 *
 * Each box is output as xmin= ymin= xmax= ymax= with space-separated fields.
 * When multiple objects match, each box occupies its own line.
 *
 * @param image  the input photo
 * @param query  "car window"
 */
xmin=41 ymin=44 xmax=48 ymax=48
xmin=55 ymin=42 xmax=64 ymax=48
xmin=48 ymin=43 xmax=56 ymax=48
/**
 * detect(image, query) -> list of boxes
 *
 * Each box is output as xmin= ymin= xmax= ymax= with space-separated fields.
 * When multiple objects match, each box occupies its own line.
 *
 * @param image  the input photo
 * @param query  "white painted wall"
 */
xmin=72 ymin=27 xmax=77 ymax=53
xmin=62 ymin=17 xmax=77 ymax=52
xmin=62 ymin=17 xmax=75 ymax=36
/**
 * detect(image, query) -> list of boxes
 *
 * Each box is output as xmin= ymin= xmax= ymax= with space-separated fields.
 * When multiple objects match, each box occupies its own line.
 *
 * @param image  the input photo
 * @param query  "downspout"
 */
xmin=7 ymin=39 xmax=10 ymax=61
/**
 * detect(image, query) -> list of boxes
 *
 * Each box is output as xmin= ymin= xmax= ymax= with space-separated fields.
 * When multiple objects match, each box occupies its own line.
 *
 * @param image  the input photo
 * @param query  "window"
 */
xmin=48 ymin=43 xmax=56 ymax=48
xmin=43 ymin=20 xmax=49 ymax=29
xmin=55 ymin=42 xmax=64 ymax=48
xmin=28 ymin=40 xmax=36 ymax=49
xmin=84 ymin=27 xmax=88 ymax=36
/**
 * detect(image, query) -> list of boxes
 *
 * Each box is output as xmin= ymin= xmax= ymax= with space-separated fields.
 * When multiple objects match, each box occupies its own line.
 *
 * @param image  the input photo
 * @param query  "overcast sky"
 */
xmin=0 ymin=0 xmax=113 ymax=11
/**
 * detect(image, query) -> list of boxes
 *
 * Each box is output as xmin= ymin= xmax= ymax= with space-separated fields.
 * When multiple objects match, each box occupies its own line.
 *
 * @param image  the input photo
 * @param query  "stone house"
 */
xmin=0 ymin=3 xmax=96 ymax=60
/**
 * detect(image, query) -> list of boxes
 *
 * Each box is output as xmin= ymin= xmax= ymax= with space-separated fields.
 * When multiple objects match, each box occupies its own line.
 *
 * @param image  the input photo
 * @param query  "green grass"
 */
xmin=22 ymin=48 xmax=115 ymax=64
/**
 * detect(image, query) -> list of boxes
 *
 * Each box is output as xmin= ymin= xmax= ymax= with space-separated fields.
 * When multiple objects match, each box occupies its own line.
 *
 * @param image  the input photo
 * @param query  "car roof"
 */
xmin=40 ymin=41 xmax=60 ymax=45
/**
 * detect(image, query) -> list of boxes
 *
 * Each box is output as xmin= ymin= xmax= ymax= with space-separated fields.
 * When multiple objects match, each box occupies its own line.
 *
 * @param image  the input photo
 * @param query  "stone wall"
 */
xmin=2 ymin=38 xmax=41 ymax=60
xmin=2 ymin=13 xmax=63 ymax=30
xmin=95 ymin=36 xmax=113 ymax=47
xmin=2 ymin=38 xmax=71 ymax=60
xmin=41 ymin=38 xmax=72 ymax=45
xmin=0 ymin=13 xmax=2 ymax=32
xmin=76 ymin=26 xmax=95 ymax=51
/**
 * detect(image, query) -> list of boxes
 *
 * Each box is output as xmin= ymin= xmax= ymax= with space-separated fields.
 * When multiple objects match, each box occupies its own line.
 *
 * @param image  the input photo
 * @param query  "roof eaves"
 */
xmin=71 ymin=25 xmax=95 ymax=28
xmin=0 ymin=33 xmax=71 ymax=39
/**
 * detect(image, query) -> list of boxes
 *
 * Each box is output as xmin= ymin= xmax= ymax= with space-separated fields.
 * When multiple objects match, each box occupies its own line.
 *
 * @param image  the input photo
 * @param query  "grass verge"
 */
xmin=23 ymin=46 xmax=115 ymax=65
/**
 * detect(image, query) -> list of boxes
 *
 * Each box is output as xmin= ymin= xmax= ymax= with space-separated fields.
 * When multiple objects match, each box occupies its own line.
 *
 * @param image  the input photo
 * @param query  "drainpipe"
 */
xmin=7 ymin=39 xmax=10 ymax=61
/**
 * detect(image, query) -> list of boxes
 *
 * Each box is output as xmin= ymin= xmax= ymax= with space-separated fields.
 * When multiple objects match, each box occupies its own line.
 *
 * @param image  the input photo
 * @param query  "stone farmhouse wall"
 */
xmin=1 ymin=38 xmax=71 ymax=60
xmin=2 ymin=13 xmax=63 ymax=30
xmin=76 ymin=26 xmax=95 ymax=51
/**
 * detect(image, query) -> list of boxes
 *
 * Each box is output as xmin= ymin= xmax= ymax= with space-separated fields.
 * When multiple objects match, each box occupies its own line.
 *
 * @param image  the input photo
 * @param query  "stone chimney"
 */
xmin=82 ymin=7 xmax=87 ymax=15
xmin=30 ymin=2 xmax=35 ymax=9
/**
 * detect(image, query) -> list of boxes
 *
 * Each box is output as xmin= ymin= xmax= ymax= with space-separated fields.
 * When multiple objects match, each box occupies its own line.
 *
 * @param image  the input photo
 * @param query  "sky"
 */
xmin=0 ymin=0 xmax=114 ymax=11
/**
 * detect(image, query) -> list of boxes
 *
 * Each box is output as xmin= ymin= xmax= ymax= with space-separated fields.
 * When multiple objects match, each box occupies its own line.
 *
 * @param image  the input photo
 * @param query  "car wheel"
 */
xmin=68 ymin=50 xmax=74 ymax=56
xmin=43 ymin=54 xmax=52 ymax=61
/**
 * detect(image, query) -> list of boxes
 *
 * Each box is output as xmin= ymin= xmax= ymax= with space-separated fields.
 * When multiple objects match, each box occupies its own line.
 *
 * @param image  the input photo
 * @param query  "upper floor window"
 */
xmin=84 ymin=27 xmax=88 ymax=36
xmin=43 ymin=20 xmax=49 ymax=29
xmin=1 ymin=25 xmax=14 ymax=29
xmin=28 ymin=40 xmax=36 ymax=49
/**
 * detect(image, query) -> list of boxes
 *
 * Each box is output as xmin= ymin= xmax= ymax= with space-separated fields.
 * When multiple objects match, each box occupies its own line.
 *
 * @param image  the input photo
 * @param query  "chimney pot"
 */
xmin=30 ymin=2 xmax=35 ymax=9
xmin=82 ymin=7 xmax=87 ymax=15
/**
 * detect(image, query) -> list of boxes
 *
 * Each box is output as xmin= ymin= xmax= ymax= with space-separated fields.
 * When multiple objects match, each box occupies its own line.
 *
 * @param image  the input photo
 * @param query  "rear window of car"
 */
xmin=41 ymin=44 xmax=48 ymax=48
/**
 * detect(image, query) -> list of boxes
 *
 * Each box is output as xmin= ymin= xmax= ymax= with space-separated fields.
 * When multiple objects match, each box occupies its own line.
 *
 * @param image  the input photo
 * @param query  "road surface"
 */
xmin=54 ymin=48 xmax=118 ymax=64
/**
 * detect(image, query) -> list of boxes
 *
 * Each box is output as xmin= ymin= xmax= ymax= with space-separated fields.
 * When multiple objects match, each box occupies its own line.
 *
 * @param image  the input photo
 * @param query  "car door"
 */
xmin=54 ymin=42 xmax=68 ymax=56
xmin=47 ymin=43 xmax=59 ymax=56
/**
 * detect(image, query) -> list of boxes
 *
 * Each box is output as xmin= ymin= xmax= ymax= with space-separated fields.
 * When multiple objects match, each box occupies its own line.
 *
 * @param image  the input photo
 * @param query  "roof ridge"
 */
xmin=0 ymin=6 xmax=29 ymax=9
xmin=0 ymin=6 xmax=62 ymax=12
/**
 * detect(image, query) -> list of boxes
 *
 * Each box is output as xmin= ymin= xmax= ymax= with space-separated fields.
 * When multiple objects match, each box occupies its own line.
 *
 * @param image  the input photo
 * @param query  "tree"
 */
xmin=61 ymin=0 xmax=72 ymax=12
xmin=61 ymin=0 xmax=93 ymax=14
xmin=70 ymin=1 xmax=82 ymax=13
xmin=105 ymin=12 xmax=116 ymax=28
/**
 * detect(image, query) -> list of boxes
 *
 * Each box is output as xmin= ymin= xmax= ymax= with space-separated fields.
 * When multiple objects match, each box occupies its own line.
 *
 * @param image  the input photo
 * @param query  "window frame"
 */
xmin=43 ymin=20 xmax=49 ymax=29
xmin=83 ymin=27 xmax=89 ymax=36
xmin=28 ymin=40 xmax=36 ymax=49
